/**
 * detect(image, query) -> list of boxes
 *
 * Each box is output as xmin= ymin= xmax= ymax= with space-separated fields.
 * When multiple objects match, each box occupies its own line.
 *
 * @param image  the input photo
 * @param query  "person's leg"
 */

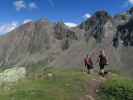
xmin=99 ymin=64 xmax=105 ymax=77
xmin=90 ymin=65 xmax=94 ymax=74
xmin=87 ymin=64 xmax=91 ymax=74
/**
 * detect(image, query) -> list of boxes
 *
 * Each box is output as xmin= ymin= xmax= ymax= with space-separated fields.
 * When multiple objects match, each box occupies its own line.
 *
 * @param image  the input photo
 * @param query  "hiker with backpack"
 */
xmin=96 ymin=50 xmax=108 ymax=76
xmin=84 ymin=54 xmax=94 ymax=74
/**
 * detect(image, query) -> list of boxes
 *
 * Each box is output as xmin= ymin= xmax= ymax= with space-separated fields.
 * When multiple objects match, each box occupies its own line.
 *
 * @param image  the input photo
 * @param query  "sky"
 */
xmin=0 ymin=0 xmax=133 ymax=35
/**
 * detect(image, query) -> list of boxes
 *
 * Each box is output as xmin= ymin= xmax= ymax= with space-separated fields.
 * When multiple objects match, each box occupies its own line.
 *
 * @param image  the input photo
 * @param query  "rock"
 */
xmin=0 ymin=67 xmax=26 ymax=84
xmin=47 ymin=73 xmax=53 ymax=77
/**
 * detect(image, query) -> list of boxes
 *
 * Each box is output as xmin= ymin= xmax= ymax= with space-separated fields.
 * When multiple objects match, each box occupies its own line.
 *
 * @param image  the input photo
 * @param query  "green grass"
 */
xmin=97 ymin=74 xmax=133 ymax=100
xmin=1 ymin=66 xmax=132 ymax=100
xmin=0 ymin=68 xmax=90 ymax=100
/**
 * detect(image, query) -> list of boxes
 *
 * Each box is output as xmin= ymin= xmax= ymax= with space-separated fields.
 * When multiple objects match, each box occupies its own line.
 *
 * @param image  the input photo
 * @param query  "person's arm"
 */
xmin=105 ymin=56 xmax=109 ymax=65
xmin=95 ymin=56 xmax=99 ymax=64
xmin=90 ymin=58 xmax=93 ymax=65
xmin=84 ymin=59 xmax=87 ymax=67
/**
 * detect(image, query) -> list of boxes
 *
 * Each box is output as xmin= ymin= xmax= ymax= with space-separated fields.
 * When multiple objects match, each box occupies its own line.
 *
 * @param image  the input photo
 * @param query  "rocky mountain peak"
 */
xmin=129 ymin=7 xmax=133 ymax=15
xmin=80 ymin=10 xmax=112 ymax=42
xmin=94 ymin=10 xmax=111 ymax=21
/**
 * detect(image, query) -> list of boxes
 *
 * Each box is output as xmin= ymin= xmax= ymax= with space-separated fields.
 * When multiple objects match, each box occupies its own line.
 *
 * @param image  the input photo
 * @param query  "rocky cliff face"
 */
xmin=0 ymin=8 xmax=133 ymax=75
xmin=0 ymin=19 xmax=83 ymax=68
xmin=80 ymin=10 xmax=112 ymax=42
xmin=112 ymin=8 xmax=133 ymax=74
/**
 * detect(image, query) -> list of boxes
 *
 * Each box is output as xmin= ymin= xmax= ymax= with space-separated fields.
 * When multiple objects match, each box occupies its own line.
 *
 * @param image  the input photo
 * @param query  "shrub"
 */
xmin=98 ymin=76 xmax=133 ymax=100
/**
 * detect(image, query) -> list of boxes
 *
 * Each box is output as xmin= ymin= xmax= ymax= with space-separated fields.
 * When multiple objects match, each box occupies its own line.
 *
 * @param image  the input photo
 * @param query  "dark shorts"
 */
xmin=99 ymin=63 xmax=105 ymax=70
xmin=87 ymin=64 xmax=93 ymax=70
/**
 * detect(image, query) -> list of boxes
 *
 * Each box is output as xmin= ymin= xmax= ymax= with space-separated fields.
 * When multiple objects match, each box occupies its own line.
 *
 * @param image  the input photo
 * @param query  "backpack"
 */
xmin=84 ymin=57 xmax=93 ymax=65
xmin=99 ymin=55 xmax=108 ymax=65
xmin=102 ymin=56 xmax=107 ymax=65
xmin=87 ymin=58 xmax=93 ymax=65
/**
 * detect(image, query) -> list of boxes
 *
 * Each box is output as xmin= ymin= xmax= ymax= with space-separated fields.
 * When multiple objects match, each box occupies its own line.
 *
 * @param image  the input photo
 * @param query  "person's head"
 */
xmin=99 ymin=50 xmax=105 ymax=55
xmin=86 ymin=54 xmax=89 ymax=57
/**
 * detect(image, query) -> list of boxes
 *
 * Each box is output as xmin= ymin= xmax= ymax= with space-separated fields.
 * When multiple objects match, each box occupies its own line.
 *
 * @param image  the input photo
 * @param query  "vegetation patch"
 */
xmin=98 ymin=74 xmax=133 ymax=100
xmin=0 ymin=68 xmax=89 ymax=100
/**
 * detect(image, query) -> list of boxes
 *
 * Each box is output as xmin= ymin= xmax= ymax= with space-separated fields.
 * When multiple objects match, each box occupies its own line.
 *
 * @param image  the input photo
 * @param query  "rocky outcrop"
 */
xmin=113 ymin=16 xmax=133 ymax=47
xmin=0 ymin=67 xmax=26 ymax=84
xmin=0 ymin=20 xmax=81 ymax=67
xmin=80 ymin=10 xmax=112 ymax=42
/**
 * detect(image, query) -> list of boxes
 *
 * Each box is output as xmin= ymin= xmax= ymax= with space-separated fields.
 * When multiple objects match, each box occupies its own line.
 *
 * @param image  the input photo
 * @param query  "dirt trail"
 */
xmin=80 ymin=74 xmax=111 ymax=100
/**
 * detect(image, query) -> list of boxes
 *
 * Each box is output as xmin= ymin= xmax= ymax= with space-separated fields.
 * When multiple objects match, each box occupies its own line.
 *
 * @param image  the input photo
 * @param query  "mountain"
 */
xmin=113 ymin=8 xmax=133 ymax=75
xmin=0 ymin=19 xmax=84 ymax=68
xmin=0 ymin=8 xmax=133 ymax=76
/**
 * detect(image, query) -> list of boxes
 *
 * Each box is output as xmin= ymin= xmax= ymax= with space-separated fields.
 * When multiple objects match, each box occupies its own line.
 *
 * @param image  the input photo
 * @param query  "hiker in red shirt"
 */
xmin=84 ymin=54 xmax=94 ymax=74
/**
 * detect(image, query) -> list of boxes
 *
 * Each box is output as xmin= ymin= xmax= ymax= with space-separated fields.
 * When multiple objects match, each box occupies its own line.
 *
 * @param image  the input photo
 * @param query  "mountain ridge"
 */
xmin=0 ymin=8 xmax=133 ymax=76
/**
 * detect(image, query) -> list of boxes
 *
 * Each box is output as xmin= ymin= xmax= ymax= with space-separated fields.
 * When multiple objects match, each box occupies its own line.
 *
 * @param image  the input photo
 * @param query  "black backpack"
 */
xmin=100 ymin=55 xmax=107 ymax=65
xmin=102 ymin=56 xmax=107 ymax=65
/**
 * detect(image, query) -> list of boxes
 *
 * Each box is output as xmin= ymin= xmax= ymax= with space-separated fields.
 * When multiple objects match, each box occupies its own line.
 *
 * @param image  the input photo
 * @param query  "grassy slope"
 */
xmin=98 ymin=74 xmax=133 ymax=100
xmin=0 ymin=66 xmax=132 ymax=100
xmin=0 ymin=68 xmax=90 ymax=100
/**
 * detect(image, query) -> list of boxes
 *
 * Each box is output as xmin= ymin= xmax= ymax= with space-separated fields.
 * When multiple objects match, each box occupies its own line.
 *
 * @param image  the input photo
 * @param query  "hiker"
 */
xmin=96 ymin=50 xmax=108 ymax=76
xmin=84 ymin=54 xmax=94 ymax=74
